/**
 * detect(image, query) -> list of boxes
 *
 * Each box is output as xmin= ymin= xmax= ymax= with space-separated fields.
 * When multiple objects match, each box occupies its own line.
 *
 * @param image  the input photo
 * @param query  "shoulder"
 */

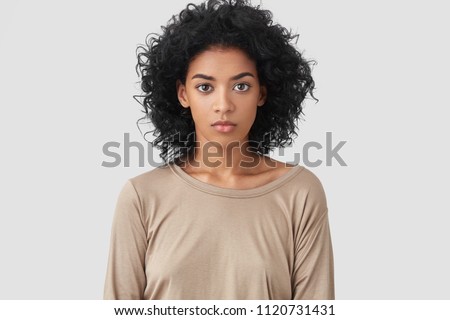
xmin=260 ymin=156 xmax=327 ymax=208
xmin=129 ymin=163 xmax=173 ymax=188
xmin=261 ymin=156 xmax=326 ymax=197
xmin=288 ymin=166 xmax=328 ymax=214
xmin=114 ymin=164 xmax=178 ymax=216
xmin=296 ymin=166 xmax=326 ymax=194
xmin=265 ymin=156 xmax=324 ymax=190
xmin=119 ymin=164 xmax=176 ymax=200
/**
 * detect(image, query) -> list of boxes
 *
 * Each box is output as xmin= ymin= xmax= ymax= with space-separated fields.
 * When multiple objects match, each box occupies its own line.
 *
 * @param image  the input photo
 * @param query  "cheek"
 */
xmin=188 ymin=94 xmax=211 ymax=110
xmin=229 ymin=94 xmax=256 ymax=107
xmin=190 ymin=109 xmax=205 ymax=126
xmin=189 ymin=100 xmax=210 ymax=126
xmin=238 ymin=97 xmax=259 ymax=116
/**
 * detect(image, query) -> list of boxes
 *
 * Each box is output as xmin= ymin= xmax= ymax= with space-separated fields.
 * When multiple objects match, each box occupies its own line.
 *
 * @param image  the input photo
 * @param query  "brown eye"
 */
xmin=197 ymin=84 xmax=212 ymax=93
xmin=234 ymin=83 xmax=250 ymax=92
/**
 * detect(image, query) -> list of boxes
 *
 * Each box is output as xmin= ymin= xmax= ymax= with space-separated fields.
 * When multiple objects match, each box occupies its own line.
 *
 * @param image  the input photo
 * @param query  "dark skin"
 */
xmin=176 ymin=46 xmax=295 ymax=190
xmin=180 ymin=154 xmax=295 ymax=190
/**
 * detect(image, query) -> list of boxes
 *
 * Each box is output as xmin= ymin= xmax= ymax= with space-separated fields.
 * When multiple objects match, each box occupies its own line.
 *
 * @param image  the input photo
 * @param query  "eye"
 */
xmin=196 ymin=84 xmax=213 ymax=93
xmin=234 ymin=83 xmax=251 ymax=92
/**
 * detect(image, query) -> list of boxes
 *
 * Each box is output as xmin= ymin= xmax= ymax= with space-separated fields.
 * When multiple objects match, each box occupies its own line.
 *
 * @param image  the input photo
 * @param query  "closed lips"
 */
xmin=212 ymin=121 xmax=236 ymax=126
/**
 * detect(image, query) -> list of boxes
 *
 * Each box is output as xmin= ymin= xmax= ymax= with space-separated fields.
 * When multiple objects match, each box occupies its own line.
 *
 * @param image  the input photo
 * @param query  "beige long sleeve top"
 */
xmin=103 ymin=162 xmax=334 ymax=300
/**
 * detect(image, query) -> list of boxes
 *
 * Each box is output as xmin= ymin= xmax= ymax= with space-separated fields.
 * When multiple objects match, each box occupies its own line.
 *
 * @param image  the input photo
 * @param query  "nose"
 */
xmin=213 ymin=88 xmax=234 ymax=114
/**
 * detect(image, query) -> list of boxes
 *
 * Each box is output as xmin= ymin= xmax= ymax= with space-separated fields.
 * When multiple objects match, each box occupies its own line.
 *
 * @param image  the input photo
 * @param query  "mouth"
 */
xmin=212 ymin=120 xmax=236 ymax=126
xmin=211 ymin=120 xmax=236 ymax=133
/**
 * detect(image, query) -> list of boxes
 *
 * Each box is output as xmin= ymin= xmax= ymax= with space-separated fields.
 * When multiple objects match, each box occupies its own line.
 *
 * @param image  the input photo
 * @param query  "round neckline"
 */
xmin=168 ymin=162 xmax=304 ymax=198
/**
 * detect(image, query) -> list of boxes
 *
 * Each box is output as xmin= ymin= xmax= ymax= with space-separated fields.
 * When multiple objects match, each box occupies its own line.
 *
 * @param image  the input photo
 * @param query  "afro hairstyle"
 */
xmin=135 ymin=0 xmax=317 ymax=164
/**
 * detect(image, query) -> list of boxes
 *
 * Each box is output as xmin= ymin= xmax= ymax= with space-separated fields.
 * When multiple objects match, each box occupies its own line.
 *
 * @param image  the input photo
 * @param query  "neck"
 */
xmin=182 ymin=138 xmax=264 ymax=176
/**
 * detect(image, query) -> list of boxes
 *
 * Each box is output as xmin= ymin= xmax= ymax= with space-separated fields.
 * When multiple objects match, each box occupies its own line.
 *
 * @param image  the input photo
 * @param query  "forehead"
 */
xmin=186 ymin=47 xmax=257 ymax=76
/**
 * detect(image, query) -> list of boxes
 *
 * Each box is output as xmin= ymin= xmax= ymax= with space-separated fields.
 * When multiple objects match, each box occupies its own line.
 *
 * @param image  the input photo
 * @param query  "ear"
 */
xmin=176 ymin=80 xmax=190 ymax=108
xmin=257 ymin=85 xmax=267 ymax=107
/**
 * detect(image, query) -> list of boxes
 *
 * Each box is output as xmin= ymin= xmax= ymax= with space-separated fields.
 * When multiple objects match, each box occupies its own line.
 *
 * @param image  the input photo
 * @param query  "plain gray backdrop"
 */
xmin=0 ymin=0 xmax=449 ymax=299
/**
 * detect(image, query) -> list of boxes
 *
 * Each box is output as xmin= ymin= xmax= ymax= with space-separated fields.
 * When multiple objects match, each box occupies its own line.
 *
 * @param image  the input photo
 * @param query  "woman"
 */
xmin=104 ymin=0 xmax=334 ymax=300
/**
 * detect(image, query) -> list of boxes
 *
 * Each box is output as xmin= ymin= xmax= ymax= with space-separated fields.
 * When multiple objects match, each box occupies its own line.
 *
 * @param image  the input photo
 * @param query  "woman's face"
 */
xmin=177 ymin=46 xmax=266 ymax=150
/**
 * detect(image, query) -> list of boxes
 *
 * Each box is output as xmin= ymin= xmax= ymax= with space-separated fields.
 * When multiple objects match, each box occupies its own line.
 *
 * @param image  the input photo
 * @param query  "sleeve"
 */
xmin=292 ymin=177 xmax=335 ymax=300
xmin=103 ymin=180 xmax=148 ymax=299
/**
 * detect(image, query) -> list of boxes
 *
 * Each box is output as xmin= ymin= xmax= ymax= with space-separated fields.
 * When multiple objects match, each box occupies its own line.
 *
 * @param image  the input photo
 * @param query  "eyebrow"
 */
xmin=191 ymin=72 xmax=255 ymax=81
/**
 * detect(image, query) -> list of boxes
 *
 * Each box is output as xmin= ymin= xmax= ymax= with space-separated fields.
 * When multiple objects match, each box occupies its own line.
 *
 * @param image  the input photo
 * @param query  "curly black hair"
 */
xmin=135 ymin=0 xmax=317 ymax=164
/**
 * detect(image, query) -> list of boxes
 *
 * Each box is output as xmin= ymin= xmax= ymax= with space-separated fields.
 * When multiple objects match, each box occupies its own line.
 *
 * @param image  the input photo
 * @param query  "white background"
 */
xmin=0 ymin=0 xmax=449 ymax=299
